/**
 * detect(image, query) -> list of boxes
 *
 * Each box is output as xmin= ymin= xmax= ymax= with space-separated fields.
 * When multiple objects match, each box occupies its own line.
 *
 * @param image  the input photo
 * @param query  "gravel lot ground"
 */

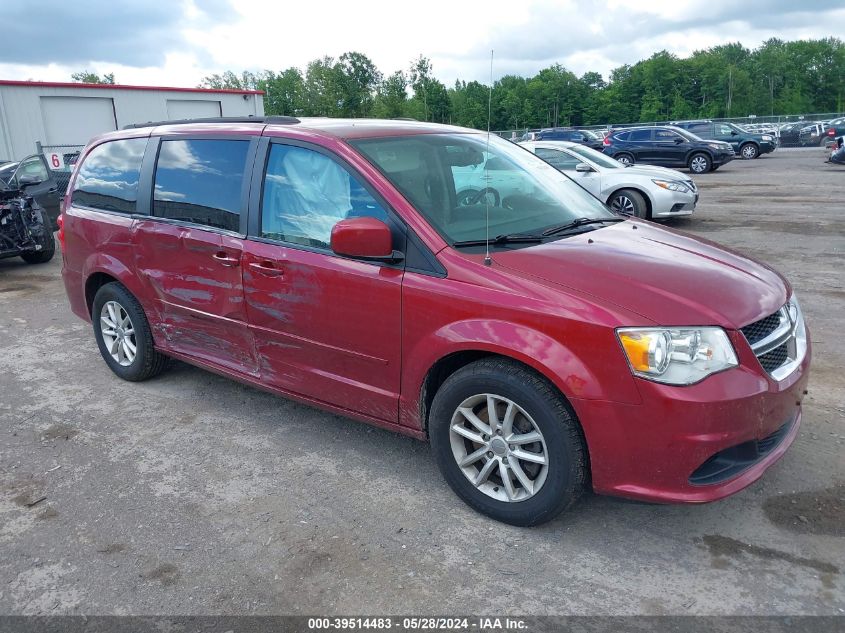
xmin=1 ymin=148 xmax=843 ymax=616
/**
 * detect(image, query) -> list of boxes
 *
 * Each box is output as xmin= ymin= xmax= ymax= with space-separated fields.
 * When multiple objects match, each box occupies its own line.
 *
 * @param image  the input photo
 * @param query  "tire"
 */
xmin=457 ymin=188 xmax=500 ymax=207
xmin=608 ymin=188 xmax=648 ymax=219
xmin=20 ymin=214 xmax=55 ymax=264
xmin=740 ymin=143 xmax=759 ymax=159
xmin=688 ymin=152 xmax=712 ymax=174
xmin=429 ymin=358 xmax=586 ymax=526
xmin=615 ymin=153 xmax=635 ymax=166
xmin=92 ymin=282 xmax=170 ymax=382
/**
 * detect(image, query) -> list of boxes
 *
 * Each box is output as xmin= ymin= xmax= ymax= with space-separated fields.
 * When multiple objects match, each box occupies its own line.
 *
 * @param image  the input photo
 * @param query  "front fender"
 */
xmin=399 ymin=318 xmax=642 ymax=431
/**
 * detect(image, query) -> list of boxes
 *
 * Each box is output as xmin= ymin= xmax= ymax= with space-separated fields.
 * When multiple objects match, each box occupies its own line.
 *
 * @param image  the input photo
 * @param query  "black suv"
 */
xmin=673 ymin=120 xmax=776 ymax=159
xmin=602 ymin=126 xmax=734 ymax=174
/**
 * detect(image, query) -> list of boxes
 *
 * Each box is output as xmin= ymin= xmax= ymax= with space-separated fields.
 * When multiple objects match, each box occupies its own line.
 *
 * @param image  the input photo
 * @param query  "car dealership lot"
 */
xmin=0 ymin=148 xmax=842 ymax=615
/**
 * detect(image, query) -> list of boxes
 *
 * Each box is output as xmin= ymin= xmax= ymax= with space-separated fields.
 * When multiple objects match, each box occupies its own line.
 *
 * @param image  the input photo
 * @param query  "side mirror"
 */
xmin=330 ymin=217 xmax=402 ymax=262
xmin=731 ymin=130 xmax=738 ymax=136
xmin=18 ymin=174 xmax=44 ymax=186
xmin=674 ymin=137 xmax=685 ymax=144
xmin=575 ymin=163 xmax=593 ymax=173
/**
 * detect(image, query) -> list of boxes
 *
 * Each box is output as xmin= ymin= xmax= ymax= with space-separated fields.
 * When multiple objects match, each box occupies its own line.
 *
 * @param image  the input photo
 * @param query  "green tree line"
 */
xmin=198 ymin=37 xmax=845 ymax=130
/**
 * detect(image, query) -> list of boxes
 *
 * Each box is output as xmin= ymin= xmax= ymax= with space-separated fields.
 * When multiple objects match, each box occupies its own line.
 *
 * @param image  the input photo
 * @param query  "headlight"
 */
xmin=707 ymin=143 xmax=725 ymax=151
xmin=616 ymin=327 xmax=738 ymax=385
xmin=652 ymin=179 xmax=690 ymax=193
xmin=762 ymin=135 xmax=773 ymax=141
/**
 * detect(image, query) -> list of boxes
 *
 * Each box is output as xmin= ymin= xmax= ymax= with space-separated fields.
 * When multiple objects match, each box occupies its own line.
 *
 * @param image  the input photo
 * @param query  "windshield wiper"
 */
xmin=452 ymin=233 xmax=546 ymax=248
xmin=541 ymin=217 xmax=625 ymax=236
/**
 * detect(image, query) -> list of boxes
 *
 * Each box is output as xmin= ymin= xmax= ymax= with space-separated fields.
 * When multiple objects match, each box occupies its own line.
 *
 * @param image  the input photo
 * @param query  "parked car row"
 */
xmin=672 ymin=120 xmax=776 ymax=159
xmin=776 ymin=118 xmax=844 ymax=147
xmin=601 ymin=125 xmax=734 ymax=174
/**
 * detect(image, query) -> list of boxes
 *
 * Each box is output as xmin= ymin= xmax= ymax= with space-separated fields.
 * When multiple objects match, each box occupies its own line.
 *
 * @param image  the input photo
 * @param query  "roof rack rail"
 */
xmin=123 ymin=115 xmax=300 ymax=130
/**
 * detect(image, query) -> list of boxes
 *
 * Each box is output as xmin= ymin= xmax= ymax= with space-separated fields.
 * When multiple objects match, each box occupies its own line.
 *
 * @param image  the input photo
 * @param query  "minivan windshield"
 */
xmin=351 ymin=133 xmax=615 ymax=245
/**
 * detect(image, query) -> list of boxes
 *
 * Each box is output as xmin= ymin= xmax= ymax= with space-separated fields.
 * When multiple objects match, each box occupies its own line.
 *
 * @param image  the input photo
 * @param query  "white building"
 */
xmin=0 ymin=80 xmax=265 ymax=160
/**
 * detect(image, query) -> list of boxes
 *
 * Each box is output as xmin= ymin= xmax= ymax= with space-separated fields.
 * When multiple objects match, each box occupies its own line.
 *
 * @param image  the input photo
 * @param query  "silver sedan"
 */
xmin=519 ymin=140 xmax=698 ymax=219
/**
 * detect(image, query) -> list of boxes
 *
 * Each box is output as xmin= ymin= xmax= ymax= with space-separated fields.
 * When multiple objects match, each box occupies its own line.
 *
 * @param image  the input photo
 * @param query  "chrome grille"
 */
xmin=758 ymin=343 xmax=789 ymax=373
xmin=741 ymin=312 xmax=782 ymax=345
xmin=741 ymin=302 xmax=806 ymax=381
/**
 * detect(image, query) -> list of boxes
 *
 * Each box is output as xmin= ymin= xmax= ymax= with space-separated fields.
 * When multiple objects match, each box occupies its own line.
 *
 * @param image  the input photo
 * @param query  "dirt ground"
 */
xmin=1 ymin=147 xmax=843 ymax=616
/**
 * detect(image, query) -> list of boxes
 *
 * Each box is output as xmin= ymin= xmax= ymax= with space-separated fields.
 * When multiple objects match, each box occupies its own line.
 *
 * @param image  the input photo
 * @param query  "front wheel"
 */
xmin=429 ymin=358 xmax=586 ymax=526
xmin=20 ymin=214 xmax=55 ymax=264
xmin=688 ymin=152 xmax=712 ymax=174
xmin=740 ymin=143 xmax=759 ymax=159
xmin=608 ymin=189 xmax=648 ymax=218
xmin=92 ymin=282 xmax=171 ymax=382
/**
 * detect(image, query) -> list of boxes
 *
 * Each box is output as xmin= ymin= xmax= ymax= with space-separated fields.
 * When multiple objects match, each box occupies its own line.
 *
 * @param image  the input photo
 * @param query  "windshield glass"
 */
xmin=566 ymin=143 xmax=622 ymax=169
xmin=351 ymin=133 xmax=614 ymax=244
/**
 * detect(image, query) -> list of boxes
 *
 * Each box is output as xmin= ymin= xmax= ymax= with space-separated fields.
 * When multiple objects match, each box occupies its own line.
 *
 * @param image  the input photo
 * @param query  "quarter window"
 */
xmin=261 ymin=144 xmax=388 ymax=248
xmin=153 ymin=139 xmax=250 ymax=232
xmin=71 ymin=138 xmax=147 ymax=214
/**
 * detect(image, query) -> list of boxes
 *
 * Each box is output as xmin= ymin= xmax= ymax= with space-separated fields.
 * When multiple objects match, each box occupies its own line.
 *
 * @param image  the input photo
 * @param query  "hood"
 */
xmin=492 ymin=221 xmax=788 ymax=328
xmin=620 ymin=164 xmax=692 ymax=182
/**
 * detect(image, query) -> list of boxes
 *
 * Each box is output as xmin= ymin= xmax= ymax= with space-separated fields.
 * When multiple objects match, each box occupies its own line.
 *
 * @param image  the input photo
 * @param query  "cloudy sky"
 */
xmin=2 ymin=0 xmax=844 ymax=88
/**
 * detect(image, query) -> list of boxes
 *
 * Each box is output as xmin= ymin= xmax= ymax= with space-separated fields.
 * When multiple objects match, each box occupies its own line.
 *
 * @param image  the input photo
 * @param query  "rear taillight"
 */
xmin=56 ymin=213 xmax=65 ymax=248
xmin=603 ymin=136 xmax=611 ymax=146
xmin=828 ymin=128 xmax=836 ymax=135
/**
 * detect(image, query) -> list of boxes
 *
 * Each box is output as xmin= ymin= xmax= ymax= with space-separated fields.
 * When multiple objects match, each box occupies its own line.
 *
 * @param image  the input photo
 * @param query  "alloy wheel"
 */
xmin=449 ymin=393 xmax=549 ymax=503
xmin=610 ymin=195 xmax=636 ymax=215
xmin=690 ymin=156 xmax=709 ymax=173
xmin=100 ymin=300 xmax=137 ymax=366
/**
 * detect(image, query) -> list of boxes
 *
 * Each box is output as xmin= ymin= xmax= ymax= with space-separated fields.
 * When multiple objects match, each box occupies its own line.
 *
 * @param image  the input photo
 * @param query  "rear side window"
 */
xmin=629 ymin=129 xmax=653 ymax=142
xmin=613 ymin=131 xmax=630 ymax=141
xmin=72 ymin=138 xmax=147 ymax=213
xmin=153 ymin=139 xmax=250 ymax=232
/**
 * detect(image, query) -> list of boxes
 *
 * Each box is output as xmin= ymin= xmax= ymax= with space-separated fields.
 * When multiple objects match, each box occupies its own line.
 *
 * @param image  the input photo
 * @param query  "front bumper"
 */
xmin=650 ymin=187 xmax=697 ymax=218
xmin=712 ymin=151 xmax=735 ymax=167
xmin=760 ymin=141 xmax=777 ymax=154
xmin=572 ymin=334 xmax=810 ymax=503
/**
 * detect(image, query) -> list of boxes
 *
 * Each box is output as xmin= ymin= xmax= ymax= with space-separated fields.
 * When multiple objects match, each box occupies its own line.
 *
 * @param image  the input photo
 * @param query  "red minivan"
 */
xmin=60 ymin=117 xmax=810 ymax=525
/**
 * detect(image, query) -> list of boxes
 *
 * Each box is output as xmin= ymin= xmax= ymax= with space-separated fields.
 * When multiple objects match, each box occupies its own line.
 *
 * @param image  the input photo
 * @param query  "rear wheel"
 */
xmin=429 ymin=358 xmax=586 ymax=526
xmin=92 ymin=282 xmax=170 ymax=382
xmin=615 ymin=153 xmax=634 ymax=166
xmin=740 ymin=143 xmax=759 ymax=159
xmin=608 ymin=189 xmax=648 ymax=219
xmin=688 ymin=152 xmax=712 ymax=174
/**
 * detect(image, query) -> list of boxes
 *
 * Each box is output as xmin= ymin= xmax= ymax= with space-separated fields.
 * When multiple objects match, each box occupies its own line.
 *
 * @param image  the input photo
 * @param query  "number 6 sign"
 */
xmin=45 ymin=152 xmax=65 ymax=169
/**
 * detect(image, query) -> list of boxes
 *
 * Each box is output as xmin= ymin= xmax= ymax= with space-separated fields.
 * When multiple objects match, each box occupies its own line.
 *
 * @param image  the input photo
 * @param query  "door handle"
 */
xmin=212 ymin=251 xmax=240 ymax=267
xmin=248 ymin=261 xmax=284 ymax=277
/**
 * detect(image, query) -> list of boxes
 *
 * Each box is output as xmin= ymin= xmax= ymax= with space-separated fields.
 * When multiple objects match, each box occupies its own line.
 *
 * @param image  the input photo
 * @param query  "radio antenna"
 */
xmin=484 ymin=49 xmax=494 ymax=266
